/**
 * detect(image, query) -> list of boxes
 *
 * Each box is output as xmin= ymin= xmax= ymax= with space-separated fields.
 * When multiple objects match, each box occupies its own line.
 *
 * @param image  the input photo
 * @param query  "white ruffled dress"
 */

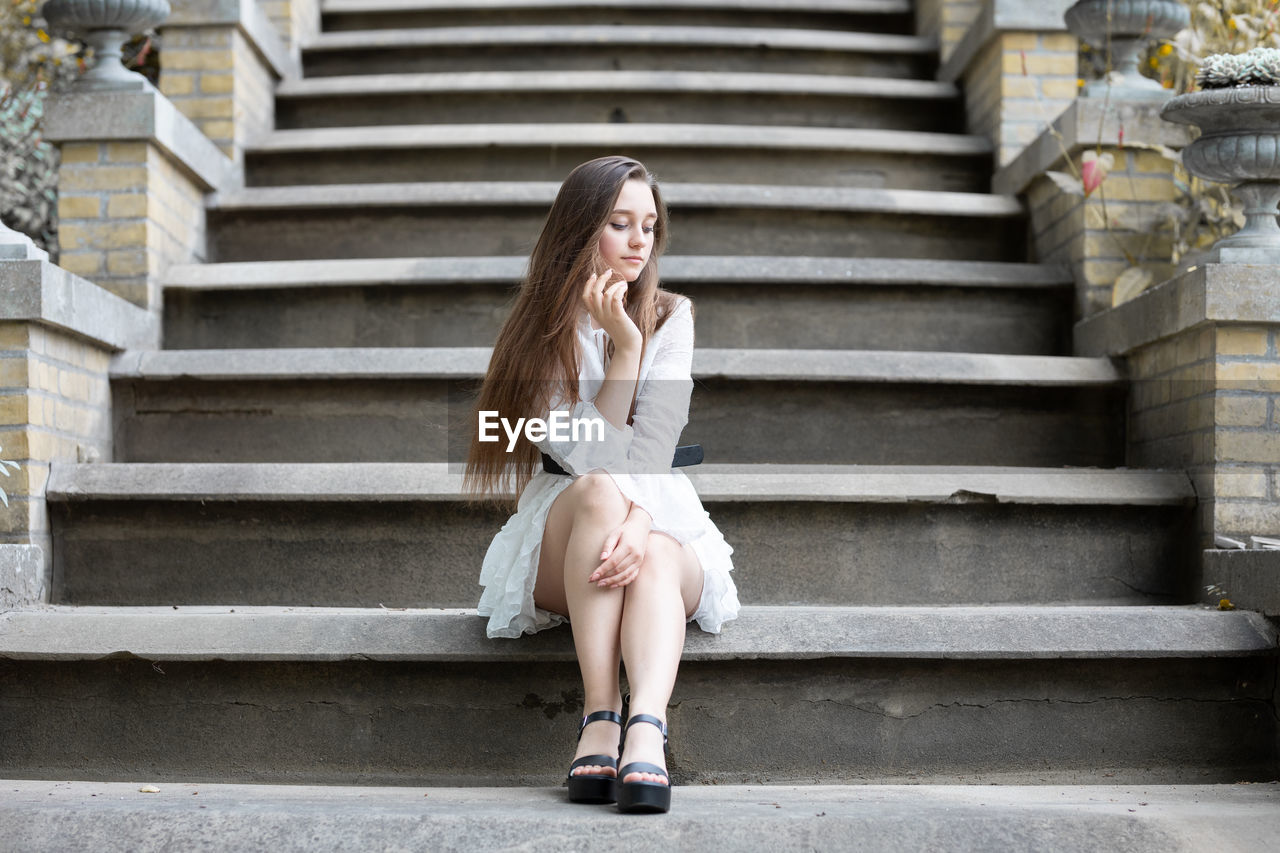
xmin=477 ymin=296 xmax=741 ymax=639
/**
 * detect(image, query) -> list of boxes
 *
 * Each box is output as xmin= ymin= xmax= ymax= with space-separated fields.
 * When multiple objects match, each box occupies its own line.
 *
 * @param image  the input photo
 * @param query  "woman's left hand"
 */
xmin=591 ymin=517 xmax=649 ymax=589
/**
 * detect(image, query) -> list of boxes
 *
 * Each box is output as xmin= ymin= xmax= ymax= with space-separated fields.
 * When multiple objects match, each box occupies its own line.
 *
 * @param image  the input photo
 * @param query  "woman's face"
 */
xmin=597 ymin=178 xmax=657 ymax=283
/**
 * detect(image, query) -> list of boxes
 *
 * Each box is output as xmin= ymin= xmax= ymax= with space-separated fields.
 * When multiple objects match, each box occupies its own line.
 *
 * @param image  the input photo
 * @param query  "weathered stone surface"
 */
xmin=1198 ymin=548 xmax=1280 ymax=615
xmin=0 ymin=545 xmax=43 ymax=609
xmin=0 ymin=260 xmax=158 ymax=351
xmin=4 ymin=781 xmax=1279 ymax=853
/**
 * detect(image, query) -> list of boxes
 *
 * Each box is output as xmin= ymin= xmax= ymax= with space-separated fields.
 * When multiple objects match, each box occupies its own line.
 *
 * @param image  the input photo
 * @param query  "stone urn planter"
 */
xmin=1064 ymin=0 xmax=1189 ymax=99
xmin=1161 ymin=52 xmax=1280 ymax=263
xmin=40 ymin=0 xmax=170 ymax=92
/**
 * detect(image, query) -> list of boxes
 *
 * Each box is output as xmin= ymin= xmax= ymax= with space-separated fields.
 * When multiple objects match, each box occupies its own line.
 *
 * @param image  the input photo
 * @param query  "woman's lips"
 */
xmin=624 ymin=256 xmax=644 ymax=263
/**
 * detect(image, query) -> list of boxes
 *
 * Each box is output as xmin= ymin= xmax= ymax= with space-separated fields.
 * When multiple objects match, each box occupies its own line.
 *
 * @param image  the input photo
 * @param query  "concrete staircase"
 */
xmin=2 ymin=0 xmax=1277 ymax=839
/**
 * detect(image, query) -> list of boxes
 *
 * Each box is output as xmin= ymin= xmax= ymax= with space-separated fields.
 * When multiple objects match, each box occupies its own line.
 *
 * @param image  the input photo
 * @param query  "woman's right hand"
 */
xmin=582 ymin=269 xmax=642 ymax=352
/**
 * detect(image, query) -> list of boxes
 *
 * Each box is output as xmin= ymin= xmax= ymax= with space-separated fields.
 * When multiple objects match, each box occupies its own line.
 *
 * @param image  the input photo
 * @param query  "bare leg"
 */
xmin=618 ymin=533 xmax=704 ymax=785
xmin=534 ymin=472 xmax=630 ymax=777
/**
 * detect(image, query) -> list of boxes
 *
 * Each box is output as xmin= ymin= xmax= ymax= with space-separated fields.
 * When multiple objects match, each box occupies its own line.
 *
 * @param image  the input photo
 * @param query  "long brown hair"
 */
xmin=464 ymin=155 xmax=683 ymax=504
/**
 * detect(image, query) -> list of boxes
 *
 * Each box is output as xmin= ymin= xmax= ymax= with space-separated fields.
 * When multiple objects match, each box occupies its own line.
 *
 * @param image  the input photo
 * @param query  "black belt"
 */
xmin=541 ymin=444 xmax=703 ymax=476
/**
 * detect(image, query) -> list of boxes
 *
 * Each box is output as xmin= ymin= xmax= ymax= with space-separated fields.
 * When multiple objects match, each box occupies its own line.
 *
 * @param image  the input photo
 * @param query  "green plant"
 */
xmin=0 ymin=446 xmax=19 ymax=508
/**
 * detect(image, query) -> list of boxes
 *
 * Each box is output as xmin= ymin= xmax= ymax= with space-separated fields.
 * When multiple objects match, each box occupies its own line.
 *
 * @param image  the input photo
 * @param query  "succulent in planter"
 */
xmin=1158 ymin=47 xmax=1280 ymax=263
xmin=1196 ymin=46 xmax=1280 ymax=88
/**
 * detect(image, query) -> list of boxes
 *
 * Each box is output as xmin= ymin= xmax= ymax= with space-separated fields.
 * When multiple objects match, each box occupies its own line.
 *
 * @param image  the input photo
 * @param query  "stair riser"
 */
xmin=110 ymin=379 xmax=1124 ymax=467
xmin=322 ymin=9 xmax=915 ymax=33
xmin=50 ymin=501 xmax=1192 ymax=607
xmin=162 ymin=283 xmax=1071 ymax=354
xmin=302 ymin=45 xmax=932 ymax=78
xmin=245 ymin=147 xmax=989 ymax=193
xmin=208 ymin=209 xmax=1026 ymax=263
xmin=275 ymin=92 xmax=963 ymax=132
xmin=1 ymin=656 xmax=1271 ymax=784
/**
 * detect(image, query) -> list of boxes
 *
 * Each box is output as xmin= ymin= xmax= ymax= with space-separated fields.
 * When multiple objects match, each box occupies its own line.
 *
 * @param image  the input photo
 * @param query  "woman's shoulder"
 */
xmin=656 ymin=290 xmax=694 ymax=324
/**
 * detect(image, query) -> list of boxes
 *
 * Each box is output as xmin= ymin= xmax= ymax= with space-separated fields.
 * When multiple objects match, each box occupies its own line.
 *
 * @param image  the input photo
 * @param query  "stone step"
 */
xmin=320 ymin=0 xmax=916 ymax=34
xmin=0 ymin=604 xmax=1273 ymax=784
xmin=245 ymin=123 xmax=992 ymax=192
xmin=5 ymin=781 xmax=1279 ymax=852
xmin=107 ymin=348 xmax=1125 ymax=467
xmin=207 ymin=182 xmax=1025 ymax=262
xmin=302 ymin=25 xmax=937 ymax=77
xmin=163 ymin=256 xmax=1073 ymax=354
xmin=273 ymin=71 xmax=963 ymax=131
xmin=46 ymin=463 xmax=1197 ymax=608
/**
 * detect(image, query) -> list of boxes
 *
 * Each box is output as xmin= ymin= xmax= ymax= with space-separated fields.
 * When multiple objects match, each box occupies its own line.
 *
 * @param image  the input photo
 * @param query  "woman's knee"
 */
xmin=565 ymin=471 xmax=628 ymax=525
xmin=631 ymin=535 xmax=684 ymax=589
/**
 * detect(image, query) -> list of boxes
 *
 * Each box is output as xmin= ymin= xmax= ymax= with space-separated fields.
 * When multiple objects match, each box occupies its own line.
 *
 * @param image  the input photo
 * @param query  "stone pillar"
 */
xmin=42 ymin=87 xmax=238 ymax=314
xmin=161 ymin=0 xmax=301 ymax=165
xmin=1076 ymin=264 xmax=1280 ymax=555
xmin=938 ymin=0 xmax=1079 ymax=168
xmin=0 ymin=225 xmax=157 ymax=598
xmin=993 ymin=99 xmax=1194 ymax=321
xmin=915 ymin=0 xmax=983 ymax=66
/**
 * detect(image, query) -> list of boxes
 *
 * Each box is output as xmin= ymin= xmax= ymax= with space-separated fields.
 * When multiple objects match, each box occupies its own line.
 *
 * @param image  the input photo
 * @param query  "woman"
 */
xmin=465 ymin=155 xmax=740 ymax=814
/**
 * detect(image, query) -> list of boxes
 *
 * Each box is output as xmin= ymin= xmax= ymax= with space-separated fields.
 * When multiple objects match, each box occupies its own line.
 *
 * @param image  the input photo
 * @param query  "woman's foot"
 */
xmin=570 ymin=712 xmax=622 ymax=780
xmin=618 ymin=713 xmax=668 ymax=786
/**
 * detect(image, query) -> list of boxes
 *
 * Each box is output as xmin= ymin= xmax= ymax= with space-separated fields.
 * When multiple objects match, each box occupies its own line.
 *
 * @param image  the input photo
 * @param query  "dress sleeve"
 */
xmin=534 ymin=300 xmax=696 ymax=532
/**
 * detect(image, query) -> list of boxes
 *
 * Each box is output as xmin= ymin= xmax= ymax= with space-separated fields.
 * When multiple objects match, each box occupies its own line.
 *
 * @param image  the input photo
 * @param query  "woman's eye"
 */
xmin=642 ymin=226 xmax=654 ymax=234
xmin=610 ymin=222 xmax=627 ymax=231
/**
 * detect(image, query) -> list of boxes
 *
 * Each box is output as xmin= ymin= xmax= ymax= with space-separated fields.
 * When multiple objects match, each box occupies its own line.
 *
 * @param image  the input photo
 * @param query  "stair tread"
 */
xmin=306 ymin=23 xmax=935 ymax=52
xmin=164 ymin=256 xmax=1072 ymax=290
xmin=44 ymin=463 xmax=1195 ymax=505
xmin=12 ymin=780 xmax=1274 ymax=852
xmin=1 ymin=604 xmax=1272 ymax=661
xmin=252 ymin=122 xmax=991 ymax=155
xmin=276 ymin=69 xmax=957 ymax=98
xmin=110 ymin=346 xmax=1121 ymax=384
xmin=211 ymin=181 xmax=1022 ymax=216
xmin=321 ymin=0 xmax=913 ymax=15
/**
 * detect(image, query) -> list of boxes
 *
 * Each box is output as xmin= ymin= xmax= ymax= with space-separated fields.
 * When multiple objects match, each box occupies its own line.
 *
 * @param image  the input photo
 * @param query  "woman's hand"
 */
xmin=590 ymin=515 xmax=650 ymax=589
xmin=582 ymin=268 xmax=642 ymax=353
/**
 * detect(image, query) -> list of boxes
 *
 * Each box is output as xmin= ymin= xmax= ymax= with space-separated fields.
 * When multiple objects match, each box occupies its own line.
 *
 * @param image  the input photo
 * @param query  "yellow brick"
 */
xmin=60 ymin=166 xmax=149 ymax=193
xmin=162 ymin=49 xmax=235 ymax=71
xmin=0 ymin=324 xmax=30 ymax=351
xmin=1095 ymin=176 xmax=1179 ymax=203
xmin=0 ymin=394 xmax=29 ymax=425
xmin=200 ymin=73 xmax=235 ymax=94
xmin=1041 ymin=78 xmax=1081 ymax=99
xmin=1214 ymin=467 xmax=1270 ymax=499
xmin=57 ymin=196 xmax=102 ymax=219
xmin=1134 ymin=150 xmax=1176 ymax=173
xmin=104 ymin=142 xmax=148 ymax=164
xmin=1041 ymin=33 xmax=1079 ymax=52
xmin=1002 ymin=51 xmax=1076 ymax=77
xmin=1217 ymin=362 xmax=1280 ymax=392
xmin=106 ymin=194 xmax=148 ymax=218
xmin=1216 ymin=327 xmax=1270 ymax=356
xmin=0 ymin=357 xmax=29 ymax=388
xmin=1216 ymin=395 xmax=1269 ymax=427
xmin=57 ymin=252 xmax=105 ymax=278
xmin=57 ymin=221 xmax=147 ymax=252
xmin=58 ymin=143 xmax=100 ymax=164
xmin=1000 ymin=33 xmax=1040 ymax=51
xmin=178 ymin=97 xmax=234 ymax=119
xmin=160 ymin=73 xmax=196 ymax=96
xmin=1216 ymin=430 xmax=1280 ymax=463
xmin=106 ymin=249 xmax=150 ymax=276
xmin=201 ymin=120 xmax=236 ymax=140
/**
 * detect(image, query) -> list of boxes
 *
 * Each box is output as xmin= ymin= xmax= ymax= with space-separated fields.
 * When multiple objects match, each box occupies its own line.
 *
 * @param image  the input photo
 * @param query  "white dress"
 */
xmin=477 ymin=295 xmax=741 ymax=639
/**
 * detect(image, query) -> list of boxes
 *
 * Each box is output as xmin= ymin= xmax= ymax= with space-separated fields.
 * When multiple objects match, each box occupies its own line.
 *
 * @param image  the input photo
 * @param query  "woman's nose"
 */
xmin=629 ymin=230 xmax=648 ymax=248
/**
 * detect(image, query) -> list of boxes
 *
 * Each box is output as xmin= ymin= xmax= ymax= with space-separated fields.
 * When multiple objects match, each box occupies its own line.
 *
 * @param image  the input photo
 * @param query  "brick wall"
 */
xmin=1026 ymin=148 xmax=1177 ymax=321
xmin=962 ymin=32 xmax=1079 ymax=167
xmin=916 ymin=0 xmax=982 ymax=64
xmin=0 ymin=321 xmax=113 ymax=559
xmin=55 ymin=141 xmax=208 ymax=311
xmin=159 ymin=27 xmax=276 ymax=161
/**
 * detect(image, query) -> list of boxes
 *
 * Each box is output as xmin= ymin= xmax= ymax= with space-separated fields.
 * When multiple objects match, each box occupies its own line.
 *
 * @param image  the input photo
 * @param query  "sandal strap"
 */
xmin=570 ymin=754 xmax=618 ymax=771
xmin=624 ymin=713 xmax=668 ymax=746
xmin=618 ymin=761 xmax=668 ymax=781
xmin=577 ymin=709 xmax=622 ymax=740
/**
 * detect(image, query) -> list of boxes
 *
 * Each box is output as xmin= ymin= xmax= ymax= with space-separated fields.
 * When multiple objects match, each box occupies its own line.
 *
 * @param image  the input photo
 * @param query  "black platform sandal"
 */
xmin=617 ymin=714 xmax=671 ymax=814
xmin=566 ymin=710 xmax=623 ymax=804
